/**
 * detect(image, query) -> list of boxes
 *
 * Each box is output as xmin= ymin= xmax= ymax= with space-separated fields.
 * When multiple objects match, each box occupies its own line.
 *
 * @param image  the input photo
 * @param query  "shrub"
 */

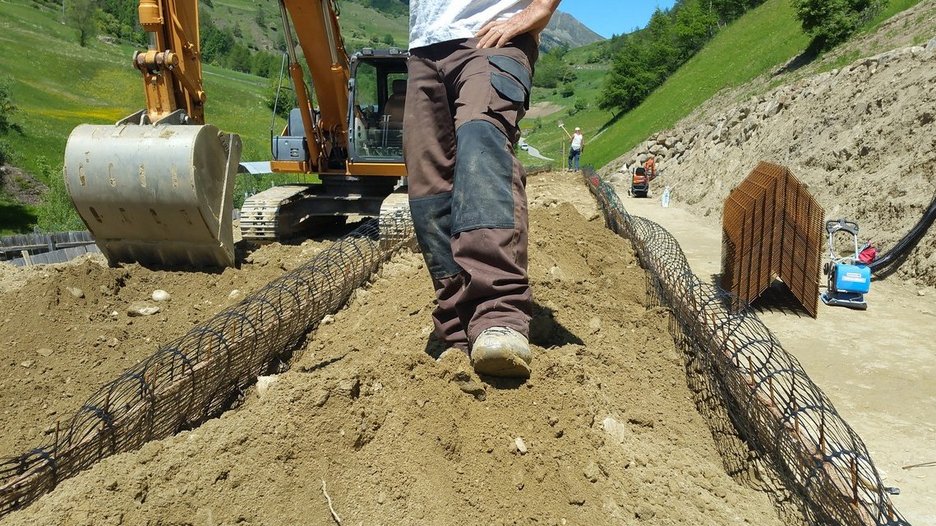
xmin=792 ymin=0 xmax=886 ymax=49
xmin=35 ymin=157 xmax=83 ymax=232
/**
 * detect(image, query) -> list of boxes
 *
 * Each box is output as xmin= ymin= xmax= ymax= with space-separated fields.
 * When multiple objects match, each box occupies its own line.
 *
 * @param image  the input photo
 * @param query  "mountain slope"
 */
xmin=540 ymin=10 xmax=605 ymax=50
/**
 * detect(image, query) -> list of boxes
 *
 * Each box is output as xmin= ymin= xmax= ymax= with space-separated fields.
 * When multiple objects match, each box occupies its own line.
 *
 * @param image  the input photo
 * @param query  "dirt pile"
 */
xmin=603 ymin=5 xmax=936 ymax=287
xmin=0 ymin=166 xmax=46 ymax=205
xmin=1 ymin=172 xmax=786 ymax=525
xmin=0 ymin=240 xmax=330 ymax=458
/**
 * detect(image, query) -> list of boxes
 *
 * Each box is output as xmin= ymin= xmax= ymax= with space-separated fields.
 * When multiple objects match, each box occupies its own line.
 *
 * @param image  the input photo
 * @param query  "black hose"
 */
xmin=870 ymin=192 xmax=936 ymax=275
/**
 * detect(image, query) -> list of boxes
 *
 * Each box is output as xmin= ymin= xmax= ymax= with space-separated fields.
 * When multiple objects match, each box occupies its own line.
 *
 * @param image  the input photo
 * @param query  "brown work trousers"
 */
xmin=404 ymin=35 xmax=538 ymax=350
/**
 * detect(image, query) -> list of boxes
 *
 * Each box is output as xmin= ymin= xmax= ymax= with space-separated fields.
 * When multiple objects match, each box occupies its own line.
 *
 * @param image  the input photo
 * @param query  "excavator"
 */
xmin=63 ymin=0 xmax=408 ymax=268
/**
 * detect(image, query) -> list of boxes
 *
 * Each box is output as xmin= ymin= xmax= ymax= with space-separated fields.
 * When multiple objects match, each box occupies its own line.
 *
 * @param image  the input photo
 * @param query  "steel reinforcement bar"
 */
xmin=583 ymin=169 xmax=908 ymax=526
xmin=0 ymin=211 xmax=414 ymax=517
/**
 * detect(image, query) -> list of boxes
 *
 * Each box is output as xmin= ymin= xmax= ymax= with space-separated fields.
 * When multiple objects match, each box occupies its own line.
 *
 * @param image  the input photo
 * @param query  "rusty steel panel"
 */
xmin=721 ymin=162 xmax=824 ymax=317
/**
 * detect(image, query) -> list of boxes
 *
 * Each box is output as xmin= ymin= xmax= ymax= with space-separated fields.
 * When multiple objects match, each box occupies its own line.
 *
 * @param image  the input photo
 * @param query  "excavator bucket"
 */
xmin=64 ymin=123 xmax=241 ymax=268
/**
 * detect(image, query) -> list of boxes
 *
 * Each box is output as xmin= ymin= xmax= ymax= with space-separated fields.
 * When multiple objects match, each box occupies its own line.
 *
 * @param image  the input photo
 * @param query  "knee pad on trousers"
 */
xmin=409 ymin=191 xmax=462 ymax=279
xmin=453 ymin=120 xmax=515 ymax=234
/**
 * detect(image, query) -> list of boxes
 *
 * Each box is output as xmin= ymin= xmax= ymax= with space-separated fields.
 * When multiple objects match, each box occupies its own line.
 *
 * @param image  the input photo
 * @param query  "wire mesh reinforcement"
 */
xmin=583 ymin=169 xmax=908 ymax=526
xmin=0 ymin=211 xmax=414 ymax=518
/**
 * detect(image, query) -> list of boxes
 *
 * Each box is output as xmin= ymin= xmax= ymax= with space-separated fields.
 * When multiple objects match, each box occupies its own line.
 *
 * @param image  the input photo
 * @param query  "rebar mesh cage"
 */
xmin=0 ymin=213 xmax=414 ymax=516
xmin=584 ymin=169 xmax=907 ymax=526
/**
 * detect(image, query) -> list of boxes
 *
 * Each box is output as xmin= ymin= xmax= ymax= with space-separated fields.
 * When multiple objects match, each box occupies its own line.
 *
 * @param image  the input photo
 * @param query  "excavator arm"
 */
xmin=271 ymin=0 xmax=350 ymax=174
xmin=134 ymin=0 xmax=206 ymax=125
xmin=64 ymin=0 xmax=242 ymax=268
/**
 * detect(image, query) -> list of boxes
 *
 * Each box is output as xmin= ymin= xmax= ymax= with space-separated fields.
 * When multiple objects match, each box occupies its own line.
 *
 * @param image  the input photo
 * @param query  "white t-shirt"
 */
xmin=570 ymin=132 xmax=583 ymax=150
xmin=409 ymin=0 xmax=532 ymax=49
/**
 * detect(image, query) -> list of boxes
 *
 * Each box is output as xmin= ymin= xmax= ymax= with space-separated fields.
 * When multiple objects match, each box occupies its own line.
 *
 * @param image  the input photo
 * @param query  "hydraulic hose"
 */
xmin=870 ymin=192 xmax=936 ymax=276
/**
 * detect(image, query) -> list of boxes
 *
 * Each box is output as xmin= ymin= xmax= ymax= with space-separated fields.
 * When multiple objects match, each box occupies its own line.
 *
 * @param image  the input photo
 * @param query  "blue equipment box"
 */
xmin=835 ymin=264 xmax=871 ymax=294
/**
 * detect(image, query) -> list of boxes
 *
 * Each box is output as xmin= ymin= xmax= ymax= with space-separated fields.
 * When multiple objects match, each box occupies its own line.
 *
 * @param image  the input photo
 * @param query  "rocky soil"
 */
xmin=0 ymin=172 xmax=789 ymax=525
xmin=603 ymin=3 xmax=936 ymax=287
xmin=0 ymin=166 xmax=46 ymax=206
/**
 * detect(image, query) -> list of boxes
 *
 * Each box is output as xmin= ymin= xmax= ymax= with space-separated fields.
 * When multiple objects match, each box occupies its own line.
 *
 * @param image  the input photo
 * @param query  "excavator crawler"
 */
xmin=64 ymin=0 xmax=408 ymax=268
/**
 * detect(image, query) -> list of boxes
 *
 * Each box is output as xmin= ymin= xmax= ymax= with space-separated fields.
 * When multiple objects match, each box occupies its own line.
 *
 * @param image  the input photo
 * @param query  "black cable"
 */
xmin=869 ymin=192 xmax=936 ymax=276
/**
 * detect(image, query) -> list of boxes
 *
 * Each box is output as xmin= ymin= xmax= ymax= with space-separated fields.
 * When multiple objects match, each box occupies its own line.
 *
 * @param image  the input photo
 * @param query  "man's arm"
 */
xmin=475 ymin=0 xmax=561 ymax=49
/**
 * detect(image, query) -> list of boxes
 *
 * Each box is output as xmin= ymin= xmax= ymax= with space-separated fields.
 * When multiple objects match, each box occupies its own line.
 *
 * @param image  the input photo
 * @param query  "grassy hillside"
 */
xmin=206 ymin=0 xmax=409 ymax=53
xmin=519 ymin=0 xmax=811 ymax=169
xmin=1 ymin=0 xmax=925 ymax=234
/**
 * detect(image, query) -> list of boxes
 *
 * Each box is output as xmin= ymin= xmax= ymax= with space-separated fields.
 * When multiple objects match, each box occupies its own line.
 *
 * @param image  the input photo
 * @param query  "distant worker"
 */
xmin=405 ymin=0 xmax=561 ymax=378
xmin=643 ymin=154 xmax=656 ymax=180
xmin=565 ymin=126 xmax=584 ymax=171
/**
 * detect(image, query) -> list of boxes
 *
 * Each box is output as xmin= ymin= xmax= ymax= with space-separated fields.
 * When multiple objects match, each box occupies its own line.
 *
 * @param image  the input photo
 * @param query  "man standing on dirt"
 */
xmin=404 ymin=0 xmax=560 ymax=378
xmin=567 ymin=126 xmax=584 ymax=171
xmin=643 ymin=154 xmax=656 ymax=180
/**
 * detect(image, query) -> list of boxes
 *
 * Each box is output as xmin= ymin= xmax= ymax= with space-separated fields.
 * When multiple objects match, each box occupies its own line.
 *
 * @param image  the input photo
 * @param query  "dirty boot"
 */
xmin=470 ymin=327 xmax=532 ymax=378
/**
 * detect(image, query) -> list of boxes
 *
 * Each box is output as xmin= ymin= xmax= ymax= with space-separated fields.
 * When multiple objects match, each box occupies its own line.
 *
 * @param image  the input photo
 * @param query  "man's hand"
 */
xmin=475 ymin=0 xmax=561 ymax=49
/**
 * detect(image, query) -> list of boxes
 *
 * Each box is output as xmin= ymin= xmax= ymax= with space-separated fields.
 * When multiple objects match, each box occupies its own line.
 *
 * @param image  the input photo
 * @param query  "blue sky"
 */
xmin=559 ymin=0 xmax=678 ymax=39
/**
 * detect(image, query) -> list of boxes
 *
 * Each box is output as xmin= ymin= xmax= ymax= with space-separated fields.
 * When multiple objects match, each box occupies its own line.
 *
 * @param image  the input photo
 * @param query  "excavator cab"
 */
xmin=348 ymin=50 xmax=408 ymax=161
xmin=241 ymin=49 xmax=409 ymax=242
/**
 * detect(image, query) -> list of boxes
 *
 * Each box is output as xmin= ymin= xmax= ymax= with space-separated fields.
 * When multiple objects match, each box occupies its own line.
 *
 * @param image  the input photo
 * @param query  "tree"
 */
xmin=792 ymin=0 xmax=885 ymax=49
xmin=673 ymin=0 xmax=717 ymax=60
xmin=98 ymin=0 xmax=146 ymax=44
xmin=533 ymin=45 xmax=575 ymax=89
xmin=598 ymin=39 xmax=656 ymax=114
xmin=266 ymin=78 xmax=298 ymax=119
xmin=226 ymin=44 xmax=252 ymax=73
xmin=0 ymin=80 xmax=20 ymax=165
xmin=252 ymin=51 xmax=282 ymax=78
xmin=0 ymin=80 xmax=20 ymax=137
xmin=200 ymin=13 xmax=235 ymax=64
xmin=67 ymin=0 xmax=100 ymax=47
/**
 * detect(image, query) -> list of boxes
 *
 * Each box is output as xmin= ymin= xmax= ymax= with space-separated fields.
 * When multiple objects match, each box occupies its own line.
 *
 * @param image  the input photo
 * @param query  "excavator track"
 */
xmin=239 ymin=185 xmax=314 ymax=242
xmin=377 ymin=192 xmax=412 ymax=252
xmin=240 ymin=184 xmax=411 ymax=244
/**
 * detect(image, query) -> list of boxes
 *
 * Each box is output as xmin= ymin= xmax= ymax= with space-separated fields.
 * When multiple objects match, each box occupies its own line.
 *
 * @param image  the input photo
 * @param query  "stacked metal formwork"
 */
xmin=584 ymin=169 xmax=907 ymax=526
xmin=722 ymin=162 xmax=824 ymax=317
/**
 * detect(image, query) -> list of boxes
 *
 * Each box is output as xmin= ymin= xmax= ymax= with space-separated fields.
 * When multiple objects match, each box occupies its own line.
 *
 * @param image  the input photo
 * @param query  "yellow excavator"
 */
xmin=63 ymin=0 xmax=408 ymax=268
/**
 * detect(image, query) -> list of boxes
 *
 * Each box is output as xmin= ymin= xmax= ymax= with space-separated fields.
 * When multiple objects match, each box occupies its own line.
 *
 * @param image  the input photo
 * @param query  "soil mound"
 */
xmin=0 ymin=240 xmax=329 ymax=457
xmin=1 ymin=172 xmax=785 ymax=525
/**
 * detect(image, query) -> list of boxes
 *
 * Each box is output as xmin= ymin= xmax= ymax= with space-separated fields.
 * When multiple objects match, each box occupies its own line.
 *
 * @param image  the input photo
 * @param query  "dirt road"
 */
xmin=613 ymin=185 xmax=936 ymax=525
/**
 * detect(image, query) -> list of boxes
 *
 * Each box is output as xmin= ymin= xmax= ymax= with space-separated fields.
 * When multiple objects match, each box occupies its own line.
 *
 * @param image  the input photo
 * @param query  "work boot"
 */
xmin=470 ymin=327 xmax=532 ymax=378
